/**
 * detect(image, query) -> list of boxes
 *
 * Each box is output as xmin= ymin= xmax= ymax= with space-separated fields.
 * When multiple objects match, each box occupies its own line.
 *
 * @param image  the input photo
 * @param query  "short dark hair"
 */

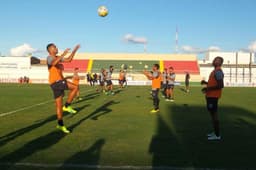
xmin=153 ymin=64 xmax=160 ymax=70
xmin=110 ymin=65 xmax=114 ymax=69
xmin=46 ymin=43 xmax=55 ymax=52
xmin=74 ymin=67 xmax=79 ymax=70
xmin=214 ymin=56 xmax=224 ymax=65
xmin=169 ymin=67 xmax=174 ymax=70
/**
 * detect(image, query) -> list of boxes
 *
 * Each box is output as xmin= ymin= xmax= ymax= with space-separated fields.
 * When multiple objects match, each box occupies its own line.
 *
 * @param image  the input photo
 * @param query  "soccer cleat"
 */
xmin=56 ymin=125 xmax=70 ymax=134
xmin=150 ymin=109 xmax=160 ymax=114
xmin=170 ymin=99 xmax=175 ymax=102
xmin=111 ymin=92 xmax=115 ymax=95
xmin=207 ymin=132 xmax=215 ymax=137
xmin=63 ymin=106 xmax=77 ymax=114
xmin=208 ymin=134 xmax=221 ymax=141
xmin=165 ymin=99 xmax=171 ymax=102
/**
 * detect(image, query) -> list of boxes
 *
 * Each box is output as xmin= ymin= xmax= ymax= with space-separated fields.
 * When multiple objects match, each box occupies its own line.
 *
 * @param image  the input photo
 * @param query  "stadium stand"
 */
xmin=62 ymin=59 xmax=90 ymax=72
xmin=91 ymin=60 xmax=158 ymax=73
xmin=163 ymin=60 xmax=200 ymax=74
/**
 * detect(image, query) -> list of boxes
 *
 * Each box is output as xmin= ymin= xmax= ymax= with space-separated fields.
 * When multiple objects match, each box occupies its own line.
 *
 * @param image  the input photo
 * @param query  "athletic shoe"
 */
xmin=150 ymin=109 xmax=160 ymax=114
xmin=208 ymin=134 xmax=221 ymax=141
xmin=78 ymin=97 xmax=83 ymax=101
xmin=162 ymin=95 xmax=166 ymax=98
xmin=165 ymin=99 xmax=171 ymax=102
xmin=170 ymin=99 xmax=175 ymax=102
xmin=63 ymin=106 xmax=77 ymax=114
xmin=207 ymin=132 xmax=215 ymax=137
xmin=56 ymin=125 xmax=70 ymax=134
xmin=111 ymin=92 xmax=115 ymax=95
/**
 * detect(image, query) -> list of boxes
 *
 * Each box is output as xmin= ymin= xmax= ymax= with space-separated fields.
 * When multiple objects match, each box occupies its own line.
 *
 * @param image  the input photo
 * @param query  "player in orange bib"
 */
xmin=143 ymin=64 xmax=161 ymax=113
xmin=72 ymin=67 xmax=82 ymax=101
xmin=47 ymin=43 xmax=80 ymax=134
xmin=119 ymin=70 xmax=125 ymax=88
xmin=201 ymin=56 xmax=224 ymax=141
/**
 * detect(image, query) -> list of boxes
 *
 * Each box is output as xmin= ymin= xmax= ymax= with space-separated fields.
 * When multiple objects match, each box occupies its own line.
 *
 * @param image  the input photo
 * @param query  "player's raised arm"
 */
xmin=143 ymin=70 xmax=153 ymax=80
xmin=50 ymin=48 xmax=70 ymax=66
xmin=63 ymin=44 xmax=80 ymax=62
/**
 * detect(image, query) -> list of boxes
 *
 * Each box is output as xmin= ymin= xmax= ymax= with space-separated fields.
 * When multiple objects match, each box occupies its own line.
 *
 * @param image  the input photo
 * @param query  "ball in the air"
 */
xmin=144 ymin=65 xmax=148 ymax=69
xmin=98 ymin=6 xmax=108 ymax=17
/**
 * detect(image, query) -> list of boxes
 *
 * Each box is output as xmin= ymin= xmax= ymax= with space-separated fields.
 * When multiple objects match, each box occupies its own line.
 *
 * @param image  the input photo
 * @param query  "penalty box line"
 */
xmin=0 ymin=88 xmax=95 ymax=118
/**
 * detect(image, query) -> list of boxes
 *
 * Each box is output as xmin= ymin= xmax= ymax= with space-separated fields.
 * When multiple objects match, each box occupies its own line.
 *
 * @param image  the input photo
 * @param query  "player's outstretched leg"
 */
xmin=63 ymin=82 xmax=78 ymax=114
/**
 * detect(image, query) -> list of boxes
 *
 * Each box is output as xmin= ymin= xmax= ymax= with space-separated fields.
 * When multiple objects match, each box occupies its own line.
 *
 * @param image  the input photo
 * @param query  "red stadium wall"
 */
xmin=62 ymin=59 xmax=89 ymax=72
xmin=163 ymin=61 xmax=199 ymax=74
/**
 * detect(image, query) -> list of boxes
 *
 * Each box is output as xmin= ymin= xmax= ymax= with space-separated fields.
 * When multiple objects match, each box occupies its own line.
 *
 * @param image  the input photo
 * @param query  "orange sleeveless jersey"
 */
xmin=48 ymin=64 xmax=64 ymax=85
xmin=206 ymin=67 xmax=223 ymax=98
xmin=152 ymin=72 xmax=161 ymax=89
xmin=119 ymin=73 xmax=125 ymax=80
xmin=73 ymin=77 xmax=80 ymax=85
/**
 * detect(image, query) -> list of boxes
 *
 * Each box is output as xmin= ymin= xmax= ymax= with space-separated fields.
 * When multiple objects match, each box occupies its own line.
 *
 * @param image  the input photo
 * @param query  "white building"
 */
xmin=200 ymin=52 xmax=255 ymax=65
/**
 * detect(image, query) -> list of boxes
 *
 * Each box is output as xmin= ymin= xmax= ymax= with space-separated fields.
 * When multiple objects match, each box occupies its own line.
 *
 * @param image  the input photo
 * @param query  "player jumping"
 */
xmin=47 ymin=43 xmax=80 ymax=134
xmin=201 ymin=56 xmax=224 ymax=141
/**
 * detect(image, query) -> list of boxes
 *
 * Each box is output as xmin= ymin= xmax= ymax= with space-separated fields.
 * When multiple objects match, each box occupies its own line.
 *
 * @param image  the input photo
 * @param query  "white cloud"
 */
xmin=10 ymin=43 xmax=37 ymax=56
xmin=248 ymin=41 xmax=256 ymax=52
xmin=124 ymin=34 xmax=147 ymax=44
xmin=181 ymin=45 xmax=221 ymax=54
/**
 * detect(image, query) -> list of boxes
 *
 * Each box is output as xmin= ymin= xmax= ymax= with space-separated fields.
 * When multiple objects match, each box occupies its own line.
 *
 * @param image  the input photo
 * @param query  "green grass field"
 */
xmin=0 ymin=84 xmax=256 ymax=170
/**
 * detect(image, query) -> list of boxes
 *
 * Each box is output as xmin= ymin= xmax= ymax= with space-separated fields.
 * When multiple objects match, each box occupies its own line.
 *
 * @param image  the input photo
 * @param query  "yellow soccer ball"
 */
xmin=98 ymin=6 xmax=108 ymax=17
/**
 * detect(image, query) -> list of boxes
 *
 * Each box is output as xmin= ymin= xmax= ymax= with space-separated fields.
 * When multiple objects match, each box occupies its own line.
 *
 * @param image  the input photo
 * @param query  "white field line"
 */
xmin=0 ymin=88 xmax=95 ymax=118
xmin=0 ymin=162 xmax=223 ymax=170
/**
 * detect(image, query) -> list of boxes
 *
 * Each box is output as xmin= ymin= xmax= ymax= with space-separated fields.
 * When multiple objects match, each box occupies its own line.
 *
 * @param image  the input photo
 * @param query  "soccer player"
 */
xmin=105 ymin=65 xmax=114 ymax=95
xmin=143 ymin=64 xmax=161 ymax=113
xmin=161 ymin=68 xmax=168 ymax=98
xmin=185 ymin=72 xmax=190 ymax=93
xmin=119 ymin=70 xmax=125 ymax=88
xmin=47 ymin=43 xmax=80 ymax=134
xmin=166 ymin=67 xmax=176 ymax=102
xmin=72 ymin=67 xmax=82 ymax=101
xmin=97 ymin=68 xmax=106 ymax=93
xmin=201 ymin=56 xmax=224 ymax=141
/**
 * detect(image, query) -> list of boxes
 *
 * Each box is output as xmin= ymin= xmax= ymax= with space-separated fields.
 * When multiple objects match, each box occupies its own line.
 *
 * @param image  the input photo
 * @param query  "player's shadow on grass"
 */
xmin=69 ymin=100 xmax=120 ymax=131
xmin=59 ymin=139 xmax=105 ymax=170
xmin=66 ymin=104 xmax=91 ymax=118
xmin=0 ymin=114 xmax=58 ymax=147
xmin=0 ymin=130 xmax=66 ymax=169
xmin=74 ymin=92 xmax=100 ymax=104
xmin=149 ymin=104 xmax=256 ymax=169
xmin=179 ymin=87 xmax=187 ymax=93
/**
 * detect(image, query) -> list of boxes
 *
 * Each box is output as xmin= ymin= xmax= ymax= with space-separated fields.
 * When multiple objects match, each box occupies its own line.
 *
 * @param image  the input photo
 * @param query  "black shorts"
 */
xmin=167 ymin=84 xmax=174 ymax=89
xmin=206 ymin=97 xmax=219 ymax=113
xmin=162 ymin=83 xmax=167 ymax=89
xmin=106 ymin=80 xmax=112 ymax=86
xmin=119 ymin=79 xmax=125 ymax=84
xmin=100 ymin=81 xmax=105 ymax=86
xmin=50 ymin=80 xmax=69 ymax=99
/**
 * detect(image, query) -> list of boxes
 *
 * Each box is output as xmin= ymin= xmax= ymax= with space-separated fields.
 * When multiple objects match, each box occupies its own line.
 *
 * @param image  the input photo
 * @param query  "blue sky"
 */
xmin=0 ymin=0 xmax=256 ymax=57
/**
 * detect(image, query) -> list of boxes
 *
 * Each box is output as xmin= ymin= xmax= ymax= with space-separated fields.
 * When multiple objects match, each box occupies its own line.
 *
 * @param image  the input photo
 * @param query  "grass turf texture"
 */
xmin=0 ymin=84 xmax=255 ymax=170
